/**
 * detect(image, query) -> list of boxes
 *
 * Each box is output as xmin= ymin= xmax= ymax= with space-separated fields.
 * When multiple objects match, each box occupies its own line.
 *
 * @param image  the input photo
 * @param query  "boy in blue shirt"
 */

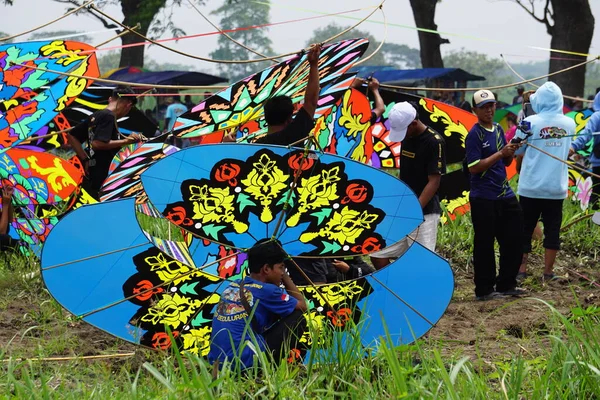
xmin=570 ymin=91 xmax=600 ymax=210
xmin=208 ymin=240 xmax=307 ymax=370
xmin=515 ymin=82 xmax=575 ymax=281
xmin=465 ymin=90 xmax=525 ymax=300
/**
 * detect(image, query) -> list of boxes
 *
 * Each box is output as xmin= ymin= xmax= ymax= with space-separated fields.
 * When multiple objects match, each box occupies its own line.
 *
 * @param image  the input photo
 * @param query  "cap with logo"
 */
xmin=472 ymin=90 xmax=496 ymax=108
xmin=388 ymin=101 xmax=417 ymax=142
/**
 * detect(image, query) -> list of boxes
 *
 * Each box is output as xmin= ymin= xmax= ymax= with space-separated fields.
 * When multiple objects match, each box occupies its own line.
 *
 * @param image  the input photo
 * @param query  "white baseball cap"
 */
xmin=388 ymin=102 xmax=417 ymax=142
xmin=472 ymin=90 xmax=496 ymax=108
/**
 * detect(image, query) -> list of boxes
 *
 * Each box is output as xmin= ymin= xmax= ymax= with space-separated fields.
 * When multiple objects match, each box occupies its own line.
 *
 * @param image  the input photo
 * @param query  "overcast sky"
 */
xmin=2 ymin=0 xmax=599 ymax=76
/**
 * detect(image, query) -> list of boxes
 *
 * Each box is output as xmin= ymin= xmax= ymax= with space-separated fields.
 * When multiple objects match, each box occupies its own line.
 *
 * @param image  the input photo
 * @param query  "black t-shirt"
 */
xmin=87 ymin=109 xmax=120 ymax=192
xmin=400 ymin=127 xmax=447 ymax=215
xmin=325 ymin=257 xmax=375 ymax=283
xmin=286 ymin=257 xmax=327 ymax=285
xmin=254 ymin=107 xmax=315 ymax=146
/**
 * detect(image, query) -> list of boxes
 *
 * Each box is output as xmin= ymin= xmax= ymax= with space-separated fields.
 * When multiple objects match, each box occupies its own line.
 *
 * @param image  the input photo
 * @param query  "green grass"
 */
xmin=2 ymin=297 xmax=600 ymax=398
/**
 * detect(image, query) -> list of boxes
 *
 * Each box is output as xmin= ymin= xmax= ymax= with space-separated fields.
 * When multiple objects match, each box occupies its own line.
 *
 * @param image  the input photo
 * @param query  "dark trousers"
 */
xmin=592 ymin=166 xmax=600 ymax=211
xmin=470 ymin=196 xmax=523 ymax=297
xmin=263 ymin=309 xmax=306 ymax=361
xmin=81 ymin=175 xmax=101 ymax=201
xmin=520 ymin=196 xmax=563 ymax=252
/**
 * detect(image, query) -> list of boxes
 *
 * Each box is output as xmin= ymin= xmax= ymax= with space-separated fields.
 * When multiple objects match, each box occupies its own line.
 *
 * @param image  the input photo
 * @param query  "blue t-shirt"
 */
xmin=208 ymin=276 xmax=297 ymax=369
xmin=165 ymin=103 xmax=188 ymax=131
xmin=465 ymin=122 xmax=514 ymax=200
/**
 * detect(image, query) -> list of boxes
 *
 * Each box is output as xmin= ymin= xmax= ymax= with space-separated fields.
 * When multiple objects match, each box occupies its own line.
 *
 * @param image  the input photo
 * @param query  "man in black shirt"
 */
xmin=249 ymin=44 xmax=329 ymax=285
xmin=252 ymin=44 xmax=322 ymax=147
xmin=371 ymin=101 xmax=447 ymax=268
xmin=68 ymin=86 xmax=143 ymax=200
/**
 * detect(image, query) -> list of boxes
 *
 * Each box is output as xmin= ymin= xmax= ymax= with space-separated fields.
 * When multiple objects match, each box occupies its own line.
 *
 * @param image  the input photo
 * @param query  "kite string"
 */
xmin=8 ymin=62 xmax=226 ymax=90
xmin=379 ymin=56 xmax=600 ymax=92
xmin=0 ymin=0 xmax=94 ymax=43
xmin=353 ymin=5 xmax=387 ymax=67
xmin=28 ymin=6 xmax=374 ymax=60
xmin=87 ymin=0 xmax=384 ymax=64
xmin=260 ymin=0 xmax=598 ymax=59
xmin=369 ymin=274 xmax=434 ymax=326
xmin=500 ymin=54 xmax=593 ymax=103
xmin=77 ymin=250 xmax=243 ymax=319
xmin=525 ymin=141 xmax=600 ymax=179
xmin=1 ymin=352 xmax=136 ymax=363
xmin=185 ymin=0 xmax=277 ymax=63
xmin=94 ymin=23 xmax=141 ymax=49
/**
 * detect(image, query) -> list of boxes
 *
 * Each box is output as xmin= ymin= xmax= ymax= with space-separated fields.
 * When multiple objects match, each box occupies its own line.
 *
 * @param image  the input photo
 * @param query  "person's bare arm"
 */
xmin=67 ymin=134 xmax=90 ymax=174
xmin=419 ymin=174 xmax=441 ymax=209
xmin=368 ymin=78 xmax=385 ymax=119
xmin=282 ymin=273 xmax=307 ymax=311
xmin=469 ymin=144 xmax=517 ymax=174
xmin=302 ymin=44 xmax=322 ymax=119
xmin=0 ymin=186 xmax=14 ymax=235
xmin=92 ymin=133 xmax=141 ymax=151
xmin=516 ymin=154 xmax=524 ymax=173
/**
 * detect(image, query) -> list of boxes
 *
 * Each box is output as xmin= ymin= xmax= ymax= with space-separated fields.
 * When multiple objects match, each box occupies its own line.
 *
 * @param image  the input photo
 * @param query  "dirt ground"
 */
xmin=1 ymin=252 xmax=599 ymax=366
xmin=429 ymin=252 xmax=600 ymax=366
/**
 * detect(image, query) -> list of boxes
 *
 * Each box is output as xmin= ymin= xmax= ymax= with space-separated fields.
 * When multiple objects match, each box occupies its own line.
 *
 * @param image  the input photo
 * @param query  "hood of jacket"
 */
xmin=531 ymin=81 xmax=564 ymax=114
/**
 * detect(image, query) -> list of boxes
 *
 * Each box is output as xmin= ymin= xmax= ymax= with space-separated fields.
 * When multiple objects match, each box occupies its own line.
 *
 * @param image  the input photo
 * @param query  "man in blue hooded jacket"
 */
xmin=570 ymin=91 xmax=600 ymax=210
xmin=514 ymin=82 xmax=575 ymax=281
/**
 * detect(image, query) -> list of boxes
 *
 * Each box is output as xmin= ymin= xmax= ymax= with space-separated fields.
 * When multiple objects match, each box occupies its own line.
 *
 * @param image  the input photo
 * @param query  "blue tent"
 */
xmin=106 ymin=70 xmax=228 ymax=87
xmin=349 ymin=66 xmax=485 ymax=87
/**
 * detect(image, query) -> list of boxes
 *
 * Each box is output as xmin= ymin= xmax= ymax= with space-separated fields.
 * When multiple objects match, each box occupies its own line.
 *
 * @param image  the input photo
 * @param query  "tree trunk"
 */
xmin=119 ymin=32 xmax=148 ymax=68
xmin=118 ymin=0 xmax=165 ymax=68
xmin=548 ymin=0 xmax=594 ymax=99
xmin=408 ymin=0 xmax=448 ymax=68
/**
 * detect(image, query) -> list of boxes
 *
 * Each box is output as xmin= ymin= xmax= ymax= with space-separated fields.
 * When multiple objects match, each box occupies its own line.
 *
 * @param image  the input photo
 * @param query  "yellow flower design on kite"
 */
xmin=287 ymin=166 xmax=341 ymax=227
xmin=145 ymin=252 xmax=193 ymax=284
xmin=140 ymin=293 xmax=202 ymax=329
xmin=189 ymin=184 xmax=248 ymax=233
xmin=300 ymin=206 xmax=380 ymax=245
xmin=26 ymin=155 xmax=78 ymax=193
xmin=181 ymin=326 xmax=213 ymax=355
xmin=338 ymin=90 xmax=370 ymax=162
xmin=241 ymin=153 xmax=289 ymax=222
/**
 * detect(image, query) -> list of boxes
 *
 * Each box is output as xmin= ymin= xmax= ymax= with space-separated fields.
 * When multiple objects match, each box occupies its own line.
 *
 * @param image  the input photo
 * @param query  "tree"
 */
xmin=408 ymin=0 xmax=449 ymax=68
xmin=0 ymin=31 xmax=13 ymax=43
xmin=305 ymin=23 xmax=421 ymax=69
xmin=512 ymin=0 xmax=595 ymax=98
xmin=2 ymin=0 xmax=233 ymax=68
xmin=209 ymin=0 xmax=273 ymax=81
xmin=444 ymin=49 xmax=535 ymax=104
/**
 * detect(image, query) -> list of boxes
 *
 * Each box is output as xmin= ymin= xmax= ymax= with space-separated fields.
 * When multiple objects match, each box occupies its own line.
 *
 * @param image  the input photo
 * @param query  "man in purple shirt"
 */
xmin=465 ymin=90 xmax=525 ymax=300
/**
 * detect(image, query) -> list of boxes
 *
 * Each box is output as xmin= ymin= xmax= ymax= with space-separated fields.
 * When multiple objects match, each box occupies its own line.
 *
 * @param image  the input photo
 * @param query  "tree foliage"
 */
xmin=305 ymin=23 xmax=421 ymax=69
xmin=209 ymin=0 xmax=273 ymax=81
xmin=2 ymin=0 xmax=230 ymax=68
xmin=444 ymin=49 xmax=539 ymax=104
xmin=0 ymin=31 xmax=12 ymax=43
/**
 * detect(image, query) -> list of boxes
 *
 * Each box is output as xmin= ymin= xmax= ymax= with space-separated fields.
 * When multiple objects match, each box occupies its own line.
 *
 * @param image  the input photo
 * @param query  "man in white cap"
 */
xmin=370 ymin=101 xmax=446 ymax=269
xmin=466 ymin=90 xmax=524 ymax=300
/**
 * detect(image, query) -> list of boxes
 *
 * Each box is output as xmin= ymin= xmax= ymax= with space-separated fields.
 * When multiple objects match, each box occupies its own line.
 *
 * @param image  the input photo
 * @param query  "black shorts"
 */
xmin=520 ymin=196 xmax=563 ymax=252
